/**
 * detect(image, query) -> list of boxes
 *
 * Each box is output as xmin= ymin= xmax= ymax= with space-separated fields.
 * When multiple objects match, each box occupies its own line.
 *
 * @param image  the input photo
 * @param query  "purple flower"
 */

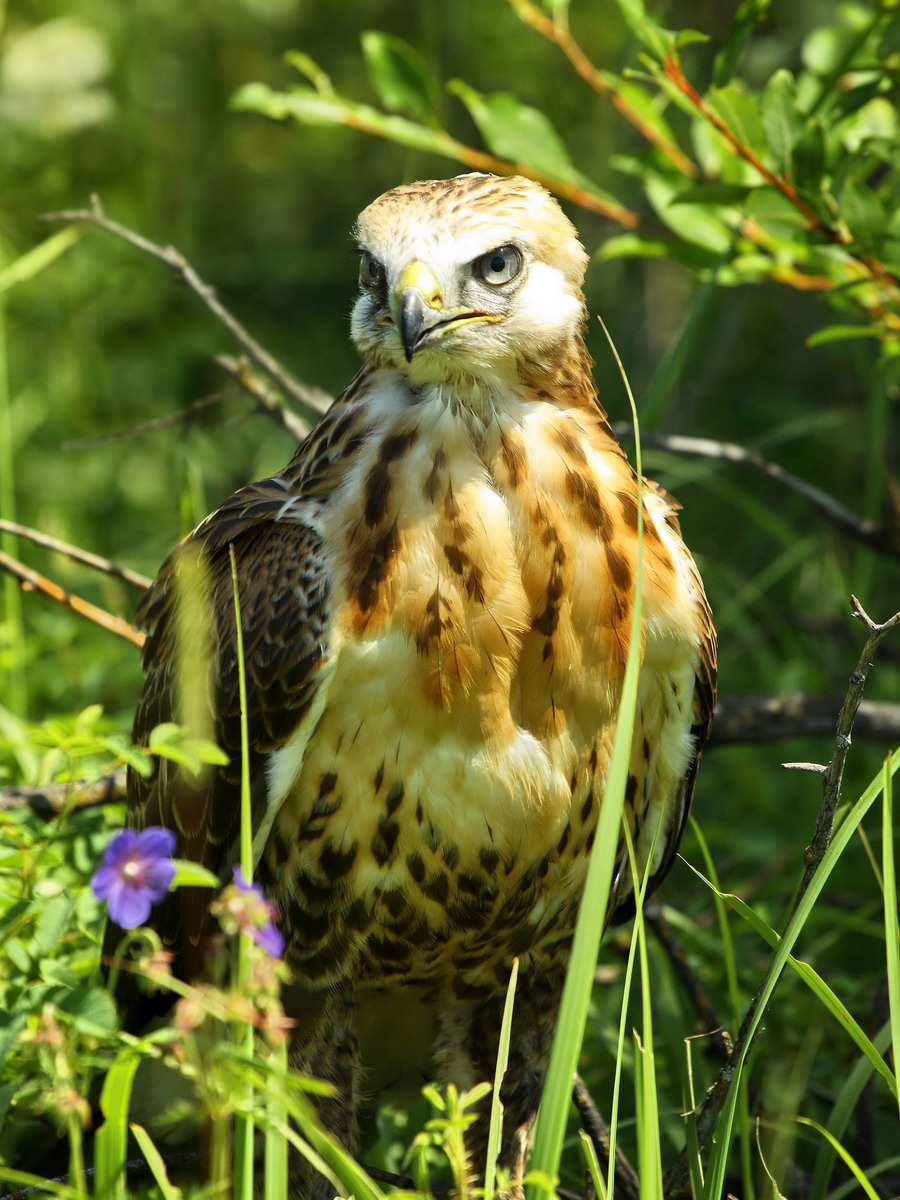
xmin=91 ymin=827 xmax=176 ymax=929
xmin=227 ymin=868 xmax=285 ymax=959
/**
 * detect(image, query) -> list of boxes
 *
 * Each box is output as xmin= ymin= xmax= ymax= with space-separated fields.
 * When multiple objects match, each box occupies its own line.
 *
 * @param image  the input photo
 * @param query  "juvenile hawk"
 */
xmin=112 ymin=174 xmax=716 ymax=1196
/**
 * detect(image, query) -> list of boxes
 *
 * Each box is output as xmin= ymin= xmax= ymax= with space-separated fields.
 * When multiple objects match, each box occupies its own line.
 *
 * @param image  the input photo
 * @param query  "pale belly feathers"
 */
xmin=259 ymin=381 xmax=701 ymax=989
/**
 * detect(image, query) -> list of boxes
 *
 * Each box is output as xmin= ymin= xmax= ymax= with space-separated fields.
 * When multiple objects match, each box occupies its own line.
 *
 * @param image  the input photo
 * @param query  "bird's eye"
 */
xmin=475 ymin=245 xmax=523 ymax=286
xmin=359 ymin=250 xmax=385 ymax=293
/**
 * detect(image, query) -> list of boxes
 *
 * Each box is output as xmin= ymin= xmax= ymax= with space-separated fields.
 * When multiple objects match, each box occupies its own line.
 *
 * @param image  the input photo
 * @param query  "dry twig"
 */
xmin=62 ymin=391 xmax=232 ymax=450
xmin=613 ymin=425 xmax=900 ymax=561
xmin=39 ymin=197 xmax=332 ymax=419
xmin=711 ymin=693 xmax=900 ymax=747
xmin=0 ymin=771 xmax=127 ymax=817
xmin=572 ymin=1074 xmax=641 ymax=1200
xmin=0 ymin=519 xmax=150 ymax=592
xmin=0 ymin=549 xmax=144 ymax=648
xmin=663 ymin=600 xmax=900 ymax=1196
xmin=215 ymin=354 xmax=312 ymax=442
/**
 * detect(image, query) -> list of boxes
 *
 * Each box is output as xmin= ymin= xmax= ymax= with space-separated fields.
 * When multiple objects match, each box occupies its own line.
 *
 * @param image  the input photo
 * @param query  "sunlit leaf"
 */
xmin=170 ymin=859 xmax=220 ymax=889
xmin=361 ymin=31 xmax=441 ymax=124
xmin=447 ymin=81 xmax=575 ymax=179
xmin=670 ymin=182 xmax=756 ymax=205
xmin=760 ymin=69 xmax=804 ymax=176
xmin=708 ymin=85 xmax=768 ymax=159
xmin=713 ymin=0 xmax=774 ymax=86
xmin=807 ymin=323 xmax=886 ymax=347
xmin=840 ymin=176 xmax=887 ymax=247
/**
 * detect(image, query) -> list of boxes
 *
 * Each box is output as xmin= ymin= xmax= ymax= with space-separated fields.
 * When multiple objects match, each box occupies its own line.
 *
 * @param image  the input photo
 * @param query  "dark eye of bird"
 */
xmin=359 ymin=250 xmax=385 ymax=293
xmin=475 ymin=245 xmax=523 ymax=286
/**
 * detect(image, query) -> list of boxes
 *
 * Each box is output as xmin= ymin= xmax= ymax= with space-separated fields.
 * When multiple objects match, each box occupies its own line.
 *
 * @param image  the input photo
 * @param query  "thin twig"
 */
xmin=795 ymin=598 xmax=900 ymax=903
xmin=0 ymin=549 xmax=145 ymax=648
xmin=572 ymin=1074 xmax=641 ymax=1200
xmin=710 ymin=693 xmax=900 ymax=747
xmin=39 ymin=197 xmax=332 ymax=418
xmin=613 ymin=424 xmax=900 ymax=561
xmin=215 ymin=355 xmax=313 ymax=442
xmin=0 ymin=519 xmax=151 ymax=591
xmin=506 ymin=0 xmax=699 ymax=178
xmin=663 ymin=601 xmax=900 ymax=1196
xmin=0 ymin=771 xmax=127 ymax=817
xmin=62 ymin=391 xmax=231 ymax=450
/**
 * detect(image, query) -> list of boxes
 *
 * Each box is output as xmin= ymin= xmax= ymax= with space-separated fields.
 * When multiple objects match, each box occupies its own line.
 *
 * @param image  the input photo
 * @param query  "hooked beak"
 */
xmin=391 ymin=260 xmax=500 ymax=362
xmin=393 ymin=261 xmax=444 ymax=362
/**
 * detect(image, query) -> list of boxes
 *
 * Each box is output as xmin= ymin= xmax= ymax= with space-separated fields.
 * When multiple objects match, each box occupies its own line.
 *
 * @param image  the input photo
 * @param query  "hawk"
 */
xmin=110 ymin=173 xmax=716 ymax=1196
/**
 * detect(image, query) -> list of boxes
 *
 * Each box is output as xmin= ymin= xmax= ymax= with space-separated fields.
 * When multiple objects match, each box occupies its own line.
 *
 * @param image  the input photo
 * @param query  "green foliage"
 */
xmin=2 ymin=0 xmax=899 ymax=1196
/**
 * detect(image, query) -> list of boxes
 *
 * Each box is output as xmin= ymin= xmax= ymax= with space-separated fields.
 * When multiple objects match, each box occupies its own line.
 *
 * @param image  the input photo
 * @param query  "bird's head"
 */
xmin=350 ymin=174 xmax=589 ymax=390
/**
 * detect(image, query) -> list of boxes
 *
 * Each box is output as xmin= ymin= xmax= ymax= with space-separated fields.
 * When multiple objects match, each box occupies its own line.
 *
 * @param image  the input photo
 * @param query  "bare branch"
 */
xmin=613 ymin=424 xmax=899 ymax=561
xmin=215 ymin=355 xmax=313 ymax=442
xmin=39 ymin=197 xmax=332 ymax=418
xmin=710 ymin=693 xmax=900 ymax=747
xmin=0 ymin=549 xmax=145 ymax=648
xmin=797 ymin=599 xmax=900 ymax=899
xmin=62 ymin=391 xmax=231 ymax=450
xmin=0 ymin=770 xmax=127 ymax=817
xmin=0 ymin=519 xmax=151 ymax=592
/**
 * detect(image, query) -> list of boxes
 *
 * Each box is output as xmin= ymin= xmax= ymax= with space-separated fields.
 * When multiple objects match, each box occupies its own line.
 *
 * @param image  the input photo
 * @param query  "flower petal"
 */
xmin=100 ymin=828 xmax=139 ymax=869
xmin=106 ymin=882 xmax=153 ymax=930
xmin=136 ymin=826 xmax=177 ymax=860
xmin=251 ymin=922 xmax=285 ymax=959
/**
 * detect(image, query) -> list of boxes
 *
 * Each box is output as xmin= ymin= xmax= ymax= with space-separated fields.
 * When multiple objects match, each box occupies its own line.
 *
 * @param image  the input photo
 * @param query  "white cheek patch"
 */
xmin=511 ymin=263 xmax=582 ymax=346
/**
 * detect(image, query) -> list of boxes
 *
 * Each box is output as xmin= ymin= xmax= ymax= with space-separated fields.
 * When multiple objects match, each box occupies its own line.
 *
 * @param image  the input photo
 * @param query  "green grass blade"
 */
xmin=702 ymin=752 xmax=900 ymax=1196
xmin=484 ymin=956 xmax=519 ymax=1196
xmin=129 ymin=1124 xmax=183 ymax=1200
xmin=882 ymin=754 xmax=900 ymax=1125
xmin=0 ymin=1168 xmax=83 ymax=1200
xmin=0 ymin=226 xmax=83 ymax=294
xmin=229 ymin=545 xmax=255 ymax=1199
xmin=94 ymin=1053 xmax=141 ymax=1199
xmin=0 ymin=238 xmax=26 ymax=717
xmin=684 ymin=859 xmax=898 ymax=1100
xmin=265 ymin=1041 xmax=290 ymax=1200
xmin=808 ymin=1021 xmax=892 ymax=1200
xmin=527 ymin=322 xmax=645 ymax=1195
xmin=796 ymin=1118 xmax=881 ymax=1200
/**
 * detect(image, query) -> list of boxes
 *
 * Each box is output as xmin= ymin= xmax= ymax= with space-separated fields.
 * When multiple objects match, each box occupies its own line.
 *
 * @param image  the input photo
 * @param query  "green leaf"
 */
xmin=713 ymin=0 xmax=774 ymax=86
xmin=130 ymin=1124 xmax=183 ymax=1200
xmin=610 ymin=0 xmax=704 ymax=59
xmin=840 ymin=176 xmax=887 ymax=247
xmin=760 ymin=69 xmax=804 ymax=176
xmin=807 ymin=323 xmax=886 ymax=347
xmin=5 ymin=938 xmax=32 ymax=974
xmin=670 ymin=182 xmax=756 ymax=206
xmin=170 ymin=859 xmax=220 ymax=889
xmin=361 ymin=32 xmax=441 ymax=125
xmin=707 ymin=85 xmax=768 ymax=158
xmin=96 ymin=1054 xmax=141 ymax=1200
xmin=645 ymin=174 xmax=735 ymax=252
xmin=234 ymin=83 xmax=456 ymax=158
xmin=57 ymin=985 xmax=119 ymax=1034
xmin=447 ymin=81 xmax=575 ymax=180
xmin=37 ymin=959 xmax=78 ymax=988
xmin=31 ymin=894 xmax=74 ymax=956
xmin=597 ymin=233 xmax=722 ymax=272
